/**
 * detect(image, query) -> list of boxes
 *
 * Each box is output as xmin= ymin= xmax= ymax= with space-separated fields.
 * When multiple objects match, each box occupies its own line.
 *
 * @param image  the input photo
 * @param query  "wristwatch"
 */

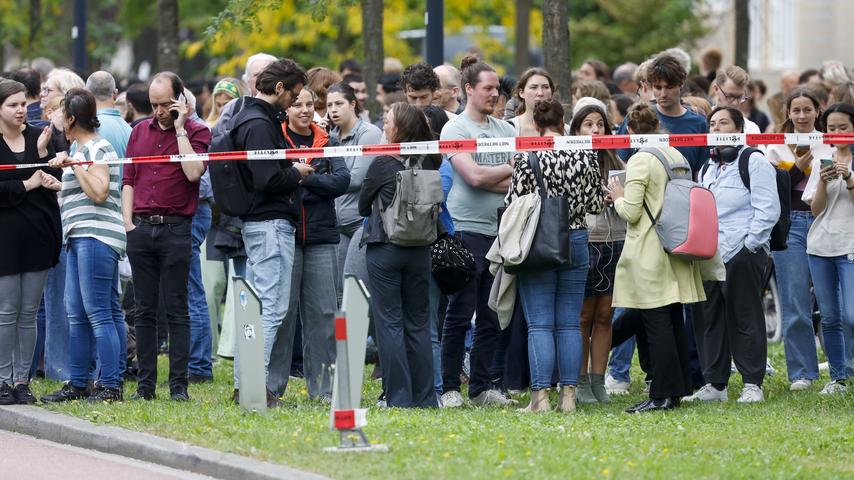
xmin=175 ymin=129 xmax=188 ymax=138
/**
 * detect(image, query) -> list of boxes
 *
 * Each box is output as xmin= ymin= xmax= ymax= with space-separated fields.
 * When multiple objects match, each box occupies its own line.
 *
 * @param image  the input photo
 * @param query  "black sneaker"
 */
xmin=88 ymin=385 xmax=123 ymax=403
xmin=41 ymin=383 xmax=90 ymax=403
xmin=0 ymin=383 xmax=15 ymax=405
xmin=12 ymin=383 xmax=37 ymax=404
xmin=170 ymin=387 xmax=189 ymax=402
xmin=130 ymin=388 xmax=156 ymax=401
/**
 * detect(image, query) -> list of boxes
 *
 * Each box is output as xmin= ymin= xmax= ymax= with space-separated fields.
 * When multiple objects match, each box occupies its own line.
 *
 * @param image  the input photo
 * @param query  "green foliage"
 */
xmin=570 ymin=0 xmax=710 ymax=69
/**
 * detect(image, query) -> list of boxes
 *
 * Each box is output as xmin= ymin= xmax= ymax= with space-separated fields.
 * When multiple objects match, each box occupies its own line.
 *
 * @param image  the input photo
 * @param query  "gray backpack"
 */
xmin=379 ymin=156 xmax=444 ymax=247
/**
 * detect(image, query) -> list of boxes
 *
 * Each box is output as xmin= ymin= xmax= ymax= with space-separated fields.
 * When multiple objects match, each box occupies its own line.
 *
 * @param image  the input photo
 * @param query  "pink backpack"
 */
xmin=640 ymin=148 xmax=718 ymax=261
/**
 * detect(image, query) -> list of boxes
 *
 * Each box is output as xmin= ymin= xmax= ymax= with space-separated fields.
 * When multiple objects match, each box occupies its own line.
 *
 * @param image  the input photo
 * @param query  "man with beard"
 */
xmin=438 ymin=55 xmax=516 ymax=409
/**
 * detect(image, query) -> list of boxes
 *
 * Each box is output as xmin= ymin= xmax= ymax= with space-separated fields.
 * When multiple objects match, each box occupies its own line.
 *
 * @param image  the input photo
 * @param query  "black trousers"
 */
xmin=633 ymin=304 xmax=693 ymax=399
xmin=696 ymin=247 xmax=768 ymax=386
xmin=489 ymin=298 xmax=530 ymax=391
xmin=441 ymin=231 xmax=501 ymax=399
xmin=126 ymin=219 xmax=192 ymax=394
xmin=366 ymin=243 xmax=437 ymax=408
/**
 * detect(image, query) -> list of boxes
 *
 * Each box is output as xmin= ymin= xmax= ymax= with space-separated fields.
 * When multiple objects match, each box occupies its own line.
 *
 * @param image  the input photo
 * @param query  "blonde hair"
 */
xmin=46 ymin=68 xmax=85 ymax=95
xmin=683 ymin=96 xmax=712 ymax=118
xmin=715 ymin=65 xmax=750 ymax=89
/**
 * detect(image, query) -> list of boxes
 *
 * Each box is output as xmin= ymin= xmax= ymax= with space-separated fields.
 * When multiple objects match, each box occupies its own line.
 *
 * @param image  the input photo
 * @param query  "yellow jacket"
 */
xmin=612 ymin=147 xmax=707 ymax=309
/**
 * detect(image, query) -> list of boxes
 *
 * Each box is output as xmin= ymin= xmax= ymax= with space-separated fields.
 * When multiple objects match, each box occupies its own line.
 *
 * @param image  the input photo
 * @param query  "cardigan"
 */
xmin=0 ymin=123 xmax=60 ymax=276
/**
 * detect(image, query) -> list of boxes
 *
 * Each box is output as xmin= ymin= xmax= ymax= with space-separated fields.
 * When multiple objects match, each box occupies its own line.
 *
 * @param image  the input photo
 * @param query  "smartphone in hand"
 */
xmin=171 ymin=93 xmax=186 ymax=120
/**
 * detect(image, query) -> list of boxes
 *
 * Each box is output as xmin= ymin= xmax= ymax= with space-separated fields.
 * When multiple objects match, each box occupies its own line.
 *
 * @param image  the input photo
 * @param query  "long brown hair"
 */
xmin=390 ymin=102 xmax=440 ymax=168
xmin=779 ymin=86 xmax=822 ymax=133
xmin=513 ymin=67 xmax=556 ymax=116
xmin=569 ymin=104 xmax=625 ymax=181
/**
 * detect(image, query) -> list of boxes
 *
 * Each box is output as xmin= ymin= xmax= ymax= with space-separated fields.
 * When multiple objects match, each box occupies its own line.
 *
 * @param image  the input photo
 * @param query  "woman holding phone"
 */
xmin=764 ymin=87 xmax=832 ymax=391
xmin=568 ymin=104 xmax=626 ymax=404
xmin=802 ymin=102 xmax=854 ymax=394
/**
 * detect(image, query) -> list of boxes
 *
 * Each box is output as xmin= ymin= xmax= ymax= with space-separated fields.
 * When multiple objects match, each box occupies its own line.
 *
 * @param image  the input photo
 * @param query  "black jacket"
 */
xmin=0 ymin=123 xmax=60 ymax=276
xmin=282 ymin=123 xmax=350 ymax=245
xmin=234 ymin=97 xmax=301 ymax=224
xmin=358 ymin=154 xmax=440 ymax=245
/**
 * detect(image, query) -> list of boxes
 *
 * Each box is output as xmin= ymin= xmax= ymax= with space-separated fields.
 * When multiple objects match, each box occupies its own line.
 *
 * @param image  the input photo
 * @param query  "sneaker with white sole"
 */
xmin=737 ymin=383 xmax=764 ymax=403
xmin=604 ymin=374 xmax=630 ymax=395
xmin=440 ymin=390 xmax=464 ymax=408
xmin=471 ymin=389 xmax=518 ymax=407
xmin=683 ymin=384 xmax=728 ymax=402
xmin=819 ymin=380 xmax=848 ymax=395
xmin=789 ymin=379 xmax=813 ymax=391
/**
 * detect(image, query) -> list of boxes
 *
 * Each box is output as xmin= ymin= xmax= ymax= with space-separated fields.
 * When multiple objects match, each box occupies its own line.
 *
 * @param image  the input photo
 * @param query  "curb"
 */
xmin=0 ymin=405 xmax=329 ymax=480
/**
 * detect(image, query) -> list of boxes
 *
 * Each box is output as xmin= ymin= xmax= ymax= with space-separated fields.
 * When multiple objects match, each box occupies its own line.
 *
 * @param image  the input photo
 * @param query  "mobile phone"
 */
xmin=795 ymin=144 xmax=810 ymax=156
xmin=170 ymin=93 xmax=186 ymax=120
xmin=820 ymin=158 xmax=834 ymax=169
xmin=609 ymin=169 xmax=626 ymax=186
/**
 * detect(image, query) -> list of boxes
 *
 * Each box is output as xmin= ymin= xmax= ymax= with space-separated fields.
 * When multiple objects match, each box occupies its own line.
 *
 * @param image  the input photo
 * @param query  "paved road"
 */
xmin=0 ymin=430 xmax=217 ymax=480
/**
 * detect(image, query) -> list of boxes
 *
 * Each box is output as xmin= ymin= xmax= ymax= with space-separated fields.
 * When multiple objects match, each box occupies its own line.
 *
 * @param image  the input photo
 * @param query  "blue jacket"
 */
xmin=700 ymin=147 xmax=780 ymax=263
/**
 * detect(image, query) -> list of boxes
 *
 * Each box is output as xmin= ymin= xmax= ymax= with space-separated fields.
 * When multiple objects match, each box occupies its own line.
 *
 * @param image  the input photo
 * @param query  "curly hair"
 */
xmin=401 ymin=62 xmax=440 ymax=92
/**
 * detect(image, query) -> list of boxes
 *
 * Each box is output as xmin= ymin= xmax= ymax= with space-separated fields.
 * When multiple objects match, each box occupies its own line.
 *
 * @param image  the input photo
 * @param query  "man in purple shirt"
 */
xmin=122 ymin=72 xmax=211 ymax=402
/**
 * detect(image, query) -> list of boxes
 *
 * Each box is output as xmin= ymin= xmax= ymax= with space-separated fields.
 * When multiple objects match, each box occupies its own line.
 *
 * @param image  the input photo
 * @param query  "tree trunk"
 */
xmin=514 ymin=0 xmax=531 ymax=77
xmin=543 ymin=0 xmax=570 ymax=118
xmin=157 ymin=0 xmax=180 ymax=73
xmin=362 ymin=0 xmax=383 ymax=120
xmin=29 ymin=0 xmax=42 ymax=52
xmin=734 ymin=0 xmax=750 ymax=69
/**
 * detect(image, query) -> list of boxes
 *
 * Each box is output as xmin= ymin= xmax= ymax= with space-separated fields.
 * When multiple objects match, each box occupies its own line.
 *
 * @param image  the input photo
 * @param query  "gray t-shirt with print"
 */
xmin=441 ymin=112 xmax=515 ymax=236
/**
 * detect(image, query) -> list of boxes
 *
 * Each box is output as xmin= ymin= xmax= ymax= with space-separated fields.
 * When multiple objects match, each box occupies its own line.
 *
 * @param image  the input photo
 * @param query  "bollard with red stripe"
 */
xmin=325 ymin=311 xmax=387 ymax=453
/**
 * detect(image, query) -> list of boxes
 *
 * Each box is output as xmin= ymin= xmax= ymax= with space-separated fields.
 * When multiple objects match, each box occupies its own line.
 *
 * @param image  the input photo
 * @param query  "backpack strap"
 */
xmin=638 ymin=147 xmax=690 ymax=225
xmin=737 ymin=147 xmax=760 ymax=192
xmin=528 ymin=151 xmax=548 ymax=199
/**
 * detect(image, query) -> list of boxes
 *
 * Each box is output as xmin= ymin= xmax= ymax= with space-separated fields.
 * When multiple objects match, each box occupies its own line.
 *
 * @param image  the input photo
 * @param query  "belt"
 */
xmin=134 ymin=214 xmax=190 ymax=225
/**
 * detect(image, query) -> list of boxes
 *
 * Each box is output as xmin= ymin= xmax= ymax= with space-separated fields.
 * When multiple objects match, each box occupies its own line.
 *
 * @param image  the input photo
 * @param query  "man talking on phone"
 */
xmin=122 ymin=72 xmax=211 ymax=402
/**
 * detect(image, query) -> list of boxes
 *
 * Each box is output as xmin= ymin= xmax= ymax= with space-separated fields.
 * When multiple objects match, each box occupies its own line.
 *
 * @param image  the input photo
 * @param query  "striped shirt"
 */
xmin=60 ymin=137 xmax=126 ymax=255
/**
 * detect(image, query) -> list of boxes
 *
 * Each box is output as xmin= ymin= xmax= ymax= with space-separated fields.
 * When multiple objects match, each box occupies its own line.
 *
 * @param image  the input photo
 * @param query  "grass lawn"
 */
xmin=31 ymin=342 xmax=854 ymax=479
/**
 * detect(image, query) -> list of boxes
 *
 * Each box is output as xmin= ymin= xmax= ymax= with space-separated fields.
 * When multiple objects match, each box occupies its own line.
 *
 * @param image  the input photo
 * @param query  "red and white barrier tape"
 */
xmin=3 ymin=132 xmax=853 ymax=171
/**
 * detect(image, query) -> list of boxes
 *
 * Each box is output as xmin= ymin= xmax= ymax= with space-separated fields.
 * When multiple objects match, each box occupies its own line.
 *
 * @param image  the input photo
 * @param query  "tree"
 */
xmin=361 ymin=0 xmax=383 ymax=119
xmin=543 ymin=0 xmax=570 ymax=111
xmin=514 ymin=0 xmax=531 ymax=77
xmin=734 ymin=0 xmax=749 ymax=69
xmin=569 ymin=0 xmax=709 ymax=69
xmin=157 ymin=0 xmax=180 ymax=72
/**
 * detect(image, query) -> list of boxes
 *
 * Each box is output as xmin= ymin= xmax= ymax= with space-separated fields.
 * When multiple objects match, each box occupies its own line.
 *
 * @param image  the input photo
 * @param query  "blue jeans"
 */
xmin=428 ymin=277 xmax=443 ymax=396
xmin=808 ymin=253 xmax=854 ymax=381
xmin=235 ymin=219 xmax=296 ymax=388
xmin=773 ymin=211 xmax=818 ymax=381
xmin=188 ymin=202 xmax=213 ymax=377
xmin=607 ymin=307 xmax=633 ymax=383
xmin=66 ymin=238 xmax=122 ymax=389
xmin=517 ymin=229 xmax=589 ymax=390
xmin=32 ymin=247 xmax=69 ymax=381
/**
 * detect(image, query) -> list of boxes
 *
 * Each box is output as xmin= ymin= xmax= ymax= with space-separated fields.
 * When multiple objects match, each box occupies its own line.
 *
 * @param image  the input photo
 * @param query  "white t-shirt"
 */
xmin=802 ymin=154 xmax=854 ymax=257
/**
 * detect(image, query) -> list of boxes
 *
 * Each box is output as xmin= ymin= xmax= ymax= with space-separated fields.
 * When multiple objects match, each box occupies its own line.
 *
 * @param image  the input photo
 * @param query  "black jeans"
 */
xmin=696 ymin=247 xmax=769 ymax=386
xmin=441 ymin=231 xmax=501 ymax=399
xmin=366 ymin=243 xmax=437 ymax=408
xmin=489 ymin=298 xmax=530 ymax=391
xmin=126 ymin=219 xmax=192 ymax=394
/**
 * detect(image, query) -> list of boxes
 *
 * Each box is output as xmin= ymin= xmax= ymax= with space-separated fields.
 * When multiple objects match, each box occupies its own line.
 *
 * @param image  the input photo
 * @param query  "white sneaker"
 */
xmin=819 ymin=380 xmax=848 ymax=395
xmin=471 ymin=389 xmax=518 ymax=407
xmin=604 ymin=374 xmax=630 ymax=395
xmin=737 ymin=383 xmax=764 ymax=403
xmin=683 ymin=384 xmax=728 ymax=402
xmin=440 ymin=390 xmax=464 ymax=408
xmin=789 ymin=379 xmax=813 ymax=391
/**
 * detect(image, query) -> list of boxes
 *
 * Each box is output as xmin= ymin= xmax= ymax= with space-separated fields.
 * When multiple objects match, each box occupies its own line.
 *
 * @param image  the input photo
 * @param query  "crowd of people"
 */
xmin=0 ymin=45 xmax=852 ymax=414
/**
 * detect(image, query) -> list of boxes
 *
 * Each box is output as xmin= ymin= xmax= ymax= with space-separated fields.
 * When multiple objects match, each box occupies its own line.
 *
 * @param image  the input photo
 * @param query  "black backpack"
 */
xmin=208 ymin=98 xmax=273 ymax=217
xmin=701 ymin=147 xmax=791 ymax=251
